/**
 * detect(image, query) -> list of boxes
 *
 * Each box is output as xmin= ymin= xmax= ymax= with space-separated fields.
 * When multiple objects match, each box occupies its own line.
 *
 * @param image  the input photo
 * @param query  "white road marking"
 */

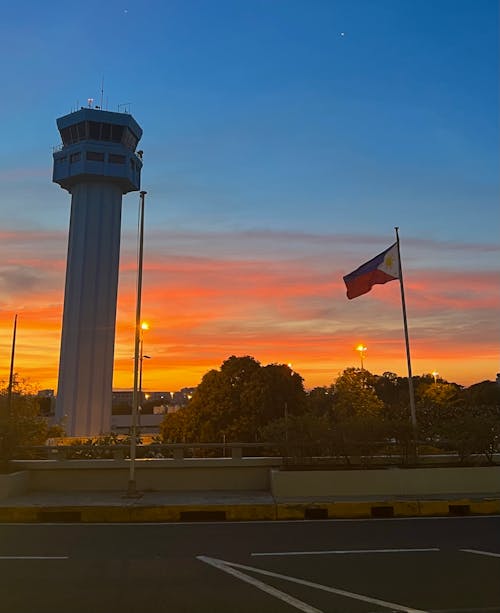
xmin=252 ymin=548 xmax=440 ymax=556
xmin=0 ymin=555 xmax=69 ymax=560
xmin=197 ymin=555 xmax=429 ymax=613
xmin=460 ymin=548 xmax=500 ymax=558
xmin=197 ymin=555 xmax=323 ymax=613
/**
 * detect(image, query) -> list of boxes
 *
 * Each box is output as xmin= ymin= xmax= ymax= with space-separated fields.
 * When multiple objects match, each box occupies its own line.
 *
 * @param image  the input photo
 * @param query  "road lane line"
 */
xmin=197 ymin=555 xmax=323 ymax=613
xmin=460 ymin=549 xmax=500 ymax=558
xmin=0 ymin=556 xmax=69 ymax=560
xmin=252 ymin=548 xmax=440 ymax=556
xmin=198 ymin=555 xmax=429 ymax=613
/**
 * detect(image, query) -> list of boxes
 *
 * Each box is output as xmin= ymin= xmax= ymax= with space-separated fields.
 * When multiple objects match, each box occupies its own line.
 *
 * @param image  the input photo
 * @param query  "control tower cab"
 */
xmin=53 ymin=107 xmax=143 ymax=193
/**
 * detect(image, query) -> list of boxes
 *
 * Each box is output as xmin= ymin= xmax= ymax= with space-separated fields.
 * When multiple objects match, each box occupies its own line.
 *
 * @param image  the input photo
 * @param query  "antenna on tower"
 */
xmin=117 ymin=102 xmax=132 ymax=114
xmin=100 ymin=77 xmax=104 ymax=109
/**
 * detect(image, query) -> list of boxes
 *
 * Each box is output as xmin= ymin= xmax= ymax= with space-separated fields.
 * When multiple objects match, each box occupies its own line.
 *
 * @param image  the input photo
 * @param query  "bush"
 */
xmin=438 ymin=407 xmax=500 ymax=464
xmin=0 ymin=415 xmax=54 ymax=466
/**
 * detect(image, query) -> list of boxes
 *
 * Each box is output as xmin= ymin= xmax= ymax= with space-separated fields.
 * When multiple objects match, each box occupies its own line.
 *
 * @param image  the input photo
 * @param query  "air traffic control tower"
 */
xmin=53 ymin=107 xmax=143 ymax=436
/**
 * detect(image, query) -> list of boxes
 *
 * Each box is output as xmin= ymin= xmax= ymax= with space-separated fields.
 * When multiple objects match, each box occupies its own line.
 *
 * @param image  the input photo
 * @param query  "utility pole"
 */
xmin=7 ymin=314 xmax=18 ymax=417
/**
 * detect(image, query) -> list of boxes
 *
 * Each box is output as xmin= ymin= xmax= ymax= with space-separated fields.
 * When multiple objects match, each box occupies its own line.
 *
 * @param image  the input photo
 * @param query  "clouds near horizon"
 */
xmin=1 ymin=227 xmax=498 ymax=391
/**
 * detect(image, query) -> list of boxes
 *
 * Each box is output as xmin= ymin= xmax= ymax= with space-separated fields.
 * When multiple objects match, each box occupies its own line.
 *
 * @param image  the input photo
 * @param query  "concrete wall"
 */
xmin=270 ymin=466 xmax=500 ymax=499
xmin=13 ymin=459 xmax=280 ymax=492
xmin=7 ymin=460 xmax=500 ymax=499
xmin=0 ymin=472 xmax=30 ymax=500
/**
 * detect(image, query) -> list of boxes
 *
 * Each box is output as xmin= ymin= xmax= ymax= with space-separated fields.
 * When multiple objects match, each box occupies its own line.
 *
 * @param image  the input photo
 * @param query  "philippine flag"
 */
xmin=343 ymin=243 xmax=400 ymax=299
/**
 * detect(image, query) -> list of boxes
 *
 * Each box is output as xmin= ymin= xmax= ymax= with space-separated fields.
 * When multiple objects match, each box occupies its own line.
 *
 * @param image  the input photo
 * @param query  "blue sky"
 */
xmin=1 ymin=0 xmax=498 ymax=390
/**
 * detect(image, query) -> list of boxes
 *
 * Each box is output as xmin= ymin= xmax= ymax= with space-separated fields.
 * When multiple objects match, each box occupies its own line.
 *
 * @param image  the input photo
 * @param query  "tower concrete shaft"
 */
xmin=53 ymin=107 xmax=143 ymax=436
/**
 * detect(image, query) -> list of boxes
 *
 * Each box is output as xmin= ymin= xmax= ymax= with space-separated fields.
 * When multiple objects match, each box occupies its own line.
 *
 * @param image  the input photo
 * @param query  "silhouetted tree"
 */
xmin=306 ymin=386 xmax=335 ymax=416
xmin=332 ymin=368 xmax=384 ymax=421
xmin=160 ymin=356 xmax=307 ymax=443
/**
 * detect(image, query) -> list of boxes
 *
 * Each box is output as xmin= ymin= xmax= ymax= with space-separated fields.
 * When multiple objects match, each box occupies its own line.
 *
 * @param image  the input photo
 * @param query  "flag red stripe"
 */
xmin=345 ymin=269 xmax=397 ymax=300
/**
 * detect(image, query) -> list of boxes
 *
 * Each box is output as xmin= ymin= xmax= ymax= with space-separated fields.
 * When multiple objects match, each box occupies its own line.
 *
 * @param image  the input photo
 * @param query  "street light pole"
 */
xmin=7 ymin=314 xmax=18 ymax=418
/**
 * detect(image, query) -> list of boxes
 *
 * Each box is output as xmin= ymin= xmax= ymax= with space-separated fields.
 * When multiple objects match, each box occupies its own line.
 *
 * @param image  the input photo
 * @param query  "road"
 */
xmin=0 ymin=516 xmax=499 ymax=613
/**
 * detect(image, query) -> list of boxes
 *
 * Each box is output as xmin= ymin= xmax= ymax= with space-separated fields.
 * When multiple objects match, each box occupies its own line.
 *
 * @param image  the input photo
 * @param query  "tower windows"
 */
xmin=101 ymin=123 xmax=112 ymax=141
xmin=88 ymin=121 xmax=100 ymax=140
xmin=111 ymin=125 xmax=124 ymax=143
xmin=60 ymin=122 xmax=139 ymax=150
xmin=70 ymin=152 xmax=81 ymax=163
xmin=61 ymin=122 xmax=87 ymax=145
xmin=77 ymin=122 xmax=86 ymax=139
xmin=86 ymin=151 xmax=105 ymax=162
xmin=109 ymin=153 xmax=125 ymax=164
xmin=122 ymin=128 xmax=138 ymax=151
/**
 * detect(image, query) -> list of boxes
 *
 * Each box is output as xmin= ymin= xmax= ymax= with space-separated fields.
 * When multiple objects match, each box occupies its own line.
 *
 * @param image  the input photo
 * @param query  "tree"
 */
xmin=332 ymin=368 xmax=384 ymax=421
xmin=0 ymin=375 xmax=64 ymax=466
xmin=416 ymin=377 xmax=463 ymax=440
xmin=260 ymin=412 xmax=334 ymax=458
xmin=160 ymin=356 xmax=307 ymax=443
xmin=0 ymin=374 xmax=38 ymax=421
xmin=307 ymin=386 xmax=334 ymax=416
xmin=374 ymin=372 xmax=409 ymax=412
xmin=463 ymin=380 xmax=500 ymax=407
xmin=436 ymin=404 xmax=500 ymax=464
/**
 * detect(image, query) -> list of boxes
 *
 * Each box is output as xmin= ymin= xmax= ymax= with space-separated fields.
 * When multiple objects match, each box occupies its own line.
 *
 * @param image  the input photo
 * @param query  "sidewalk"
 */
xmin=0 ymin=489 xmax=499 ymax=522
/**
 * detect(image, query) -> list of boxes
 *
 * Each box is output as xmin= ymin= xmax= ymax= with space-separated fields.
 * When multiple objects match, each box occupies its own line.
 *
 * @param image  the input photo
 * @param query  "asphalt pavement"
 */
xmin=0 ymin=516 xmax=499 ymax=613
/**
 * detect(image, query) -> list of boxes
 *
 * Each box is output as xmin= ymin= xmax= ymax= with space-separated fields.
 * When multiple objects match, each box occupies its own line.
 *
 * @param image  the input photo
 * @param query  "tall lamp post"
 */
xmin=7 ymin=314 xmax=18 ymax=417
xmin=356 ymin=344 xmax=367 ymax=369
xmin=127 ymin=190 xmax=147 ymax=497
xmin=284 ymin=363 xmax=293 ymax=444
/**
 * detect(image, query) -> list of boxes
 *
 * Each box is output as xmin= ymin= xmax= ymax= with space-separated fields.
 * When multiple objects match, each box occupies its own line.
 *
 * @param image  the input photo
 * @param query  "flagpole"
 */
xmin=394 ymin=227 xmax=417 ymax=440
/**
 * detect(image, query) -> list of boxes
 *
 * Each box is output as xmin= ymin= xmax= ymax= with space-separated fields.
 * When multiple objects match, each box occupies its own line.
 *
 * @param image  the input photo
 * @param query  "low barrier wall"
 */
xmin=11 ymin=458 xmax=281 ymax=492
xmin=270 ymin=465 xmax=500 ymax=498
xmin=0 ymin=471 xmax=30 ymax=500
xmin=7 ymin=459 xmax=500 ymax=499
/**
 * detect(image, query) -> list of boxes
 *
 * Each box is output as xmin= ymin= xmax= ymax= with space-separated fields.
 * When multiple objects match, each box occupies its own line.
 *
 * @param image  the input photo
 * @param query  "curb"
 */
xmin=276 ymin=498 xmax=500 ymax=520
xmin=0 ymin=498 xmax=499 ymax=523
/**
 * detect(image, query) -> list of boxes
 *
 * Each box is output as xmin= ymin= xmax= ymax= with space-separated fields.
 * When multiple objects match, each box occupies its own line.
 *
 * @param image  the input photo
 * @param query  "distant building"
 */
xmin=148 ymin=391 xmax=172 ymax=403
xmin=172 ymin=387 xmax=196 ymax=406
xmin=112 ymin=391 xmax=134 ymax=407
xmin=112 ymin=390 xmax=174 ymax=408
xmin=110 ymin=387 xmax=196 ymax=427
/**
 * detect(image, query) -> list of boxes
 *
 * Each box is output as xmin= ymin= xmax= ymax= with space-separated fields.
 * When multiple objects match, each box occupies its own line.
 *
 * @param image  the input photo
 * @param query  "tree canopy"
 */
xmin=160 ymin=355 xmax=306 ymax=443
xmin=159 ymin=358 xmax=500 ymax=463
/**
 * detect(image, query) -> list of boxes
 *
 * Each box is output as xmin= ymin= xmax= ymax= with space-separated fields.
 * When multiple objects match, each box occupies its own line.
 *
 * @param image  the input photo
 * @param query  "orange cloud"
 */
xmin=1 ymin=229 xmax=498 ymax=392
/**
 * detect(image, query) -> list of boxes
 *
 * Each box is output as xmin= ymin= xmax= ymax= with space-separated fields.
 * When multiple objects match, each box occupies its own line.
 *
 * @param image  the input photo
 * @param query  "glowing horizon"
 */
xmin=1 ymin=229 xmax=498 ymax=393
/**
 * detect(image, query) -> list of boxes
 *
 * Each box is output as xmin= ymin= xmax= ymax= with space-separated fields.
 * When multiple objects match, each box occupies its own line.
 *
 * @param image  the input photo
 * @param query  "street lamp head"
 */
xmin=355 ymin=344 xmax=367 ymax=369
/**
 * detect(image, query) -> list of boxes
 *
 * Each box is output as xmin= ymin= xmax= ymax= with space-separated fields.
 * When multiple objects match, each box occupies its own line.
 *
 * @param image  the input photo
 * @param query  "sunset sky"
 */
xmin=1 ymin=0 xmax=498 ymax=393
